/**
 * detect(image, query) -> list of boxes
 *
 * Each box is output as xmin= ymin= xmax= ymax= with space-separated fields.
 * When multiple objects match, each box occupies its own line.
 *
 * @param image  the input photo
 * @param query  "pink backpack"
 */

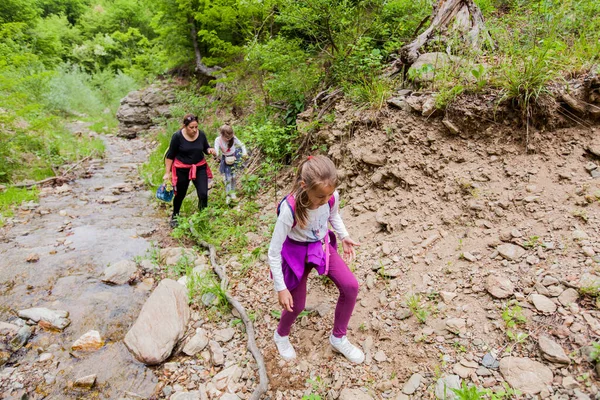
xmin=277 ymin=193 xmax=335 ymax=228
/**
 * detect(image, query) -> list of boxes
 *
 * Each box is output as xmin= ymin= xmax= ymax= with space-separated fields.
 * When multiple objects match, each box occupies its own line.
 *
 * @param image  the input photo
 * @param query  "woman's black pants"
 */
xmin=172 ymin=165 xmax=208 ymax=216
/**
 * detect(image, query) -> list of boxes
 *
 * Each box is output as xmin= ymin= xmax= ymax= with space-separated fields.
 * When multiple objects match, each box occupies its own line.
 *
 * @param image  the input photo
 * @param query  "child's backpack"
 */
xmin=277 ymin=193 xmax=335 ymax=228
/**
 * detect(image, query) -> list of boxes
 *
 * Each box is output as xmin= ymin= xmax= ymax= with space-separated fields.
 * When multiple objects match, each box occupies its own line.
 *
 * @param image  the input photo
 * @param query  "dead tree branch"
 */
xmin=190 ymin=231 xmax=269 ymax=400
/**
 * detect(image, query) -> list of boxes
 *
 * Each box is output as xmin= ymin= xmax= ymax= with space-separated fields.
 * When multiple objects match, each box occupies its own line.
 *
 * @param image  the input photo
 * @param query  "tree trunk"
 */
xmin=394 ymin=0 xmax=494 ymax=69
xmin=189 ymin=17 xmax=222 ymax=78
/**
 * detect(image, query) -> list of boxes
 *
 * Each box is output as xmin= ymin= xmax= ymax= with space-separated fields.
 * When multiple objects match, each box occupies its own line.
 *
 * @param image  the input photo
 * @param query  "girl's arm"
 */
xmin=328 ymin=191 xmax=349 ymax=239
xmin=214 ymin=137 xmax=222 ymax=158
xmin=268 ymin=204 xmax=294 ymax=292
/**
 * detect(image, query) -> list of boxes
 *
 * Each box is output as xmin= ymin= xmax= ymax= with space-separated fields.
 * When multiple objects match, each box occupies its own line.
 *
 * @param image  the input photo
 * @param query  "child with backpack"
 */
xmin=268 ymin=155 xmax=363 ymax=363
xmin=214 ymin=124 xmax=247 ymax=204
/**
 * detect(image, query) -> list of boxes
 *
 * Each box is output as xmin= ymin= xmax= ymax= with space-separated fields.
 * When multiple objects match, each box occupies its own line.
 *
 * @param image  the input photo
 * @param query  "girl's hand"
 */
xmin=278 ymin=289 xmax=294 ymax=312
xmin=208 ymin=148 xmax=217 ymax=156
xmin=342 ymin=237 xmax=360 ymax=263
xmin=162 ymin=172 xmax=171 ymax=182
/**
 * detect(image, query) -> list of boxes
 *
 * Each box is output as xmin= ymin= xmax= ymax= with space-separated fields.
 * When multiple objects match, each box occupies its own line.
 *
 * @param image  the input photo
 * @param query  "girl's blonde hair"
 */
xmin=290 ymin=155 xmax=338 ymax=228
xmin=219 ymin=124 xmax=235 ymax=148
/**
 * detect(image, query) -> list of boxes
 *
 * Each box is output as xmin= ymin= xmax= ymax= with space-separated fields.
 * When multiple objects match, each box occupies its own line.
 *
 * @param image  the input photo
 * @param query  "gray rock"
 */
xmin=445 ymin=318 xmax=466 ymax=334
xmin=541 ymin=276 xmax=559 ymax=286
xmin=17 ymin=307 xmax=70 ymax=330
xmin=481 ymin=353 xmax=499 ymax=369
xmin=558 ymin=288 xmax=579 ymax=306
xmin=74 ymin=374 xmax=96 ymax=389
xmin=182 ymin=329 xmax=209 ymax=356
xmin=339 ymin=388 xmax=374 ymax=400
xmin=562 ymin=376 xmax=578 ymax=389
xmin=402 ymin=373 xmax=422 ymax=395
xmin=362 ymin=153 xmax=386 ymax=167
xmin=434 ymin=375 xmax=461 ymax=399
xmin=124 ymin=279 xmax=190 ymax=365
xmin=10 ymin=325 xmax=32 ymax=351
xmin=209 ymin=340 xmax=224 ymax=366
xmin=485 ymin=275 xmax=514 ymax=299
xmin=72 ymin=330 xmax=103 ymax=351
xmin=572 ymin=230 xmax=589 ymax=240
xmin=170 ymin=392 xmax=202 ymax=400
xmin=453 ymin=363 xmax=474 ymax=378
xmin=102 ymin=260 xmax=137 ymax=285
xmin=213 ymin=328 xmax=235 ymax=343
xmin=530 ymin=294 xmax=557 ymax=313
xmin=499 ymin=356 xmax=553 ymax=394
xmin=579 ymin=273 xmax=600 ymax=289
xmin=497 ymin=244 xmax=526 ymax=261
xmin=538 ymin=336 xmax=570 ymax=364
xmin=409 ymin=52 xmax=460 ymax=82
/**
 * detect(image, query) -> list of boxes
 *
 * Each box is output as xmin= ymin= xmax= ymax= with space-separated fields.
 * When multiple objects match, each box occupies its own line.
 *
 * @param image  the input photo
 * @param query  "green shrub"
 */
xmin=241 ymin=122 xmax=298 ymax=163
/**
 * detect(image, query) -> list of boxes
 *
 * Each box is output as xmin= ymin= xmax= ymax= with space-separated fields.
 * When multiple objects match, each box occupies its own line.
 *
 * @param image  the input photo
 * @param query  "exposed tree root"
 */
xmin=189 ymin=226 xmax=269 ymax=400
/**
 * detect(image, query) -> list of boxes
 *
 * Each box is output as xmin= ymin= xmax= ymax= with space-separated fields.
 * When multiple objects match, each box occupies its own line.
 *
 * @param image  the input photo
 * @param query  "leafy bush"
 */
xmin=241 ymin=122 xmax=298 ymax=163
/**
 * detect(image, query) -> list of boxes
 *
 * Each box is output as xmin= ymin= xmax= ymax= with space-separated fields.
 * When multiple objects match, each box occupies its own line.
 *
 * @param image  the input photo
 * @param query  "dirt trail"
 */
xmin=0 ymin=124 xmax=160 ymax=398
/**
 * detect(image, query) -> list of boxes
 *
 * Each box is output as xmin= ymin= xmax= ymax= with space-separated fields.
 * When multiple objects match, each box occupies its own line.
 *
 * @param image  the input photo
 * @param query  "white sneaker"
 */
xmin=225 ymin=195 xmax=231 ymax=205
xmin=330 ymin=335 xmax=365 ymax=364
xmin=273 ymin=331 xmax=296 ymax=360
xmin=230 ymin=192 xmax=237 ymax=200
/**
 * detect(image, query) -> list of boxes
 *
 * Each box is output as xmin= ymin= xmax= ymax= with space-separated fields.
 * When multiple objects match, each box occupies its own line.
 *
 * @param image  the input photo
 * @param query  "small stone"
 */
xmin=183 ymin=329 xmax=209 ymax=356
xmin=485 ymin=275 xmax=514 ymax=299
xmin=481 ymin=353 xmax=499 ymax=369
xmin=453 ymin=363 xmax=474 ymax=378
xmin=583 ymin=247 xmax=596 ymax=257
xmin=339 ymin=388 xmax=374 ymax=400
xmin=374 ymin=350 xmax=387 ymax=362
xmin=562 ymin=376 xmax=578 ymax=389
xmin=26 ymin=253 xmax=40 ymax=263
xmin=462 ymin=252 xmax=477 ymax=262
xmin=74 ymin=374 xmax=97 ymax=389
xmin=209 ymin=340 xmax=224 ymax=366
xmin=572 ymin=230 xmax=589 ymax=240
xmin=530 ymin=294 xmax=557 ymax=313
xmin=445 ymin=318 xmax=466 ymax=334
xmin=541 ymin=276 xmax=560 ymax=286
xmin=538 ymin=336 xmax=570 ymax=364
xmin=434 ymin=375 xmax=461 ymax=400
xmin=213 ymin=328 xmax=235 ymax=343
xmin=402 ymin=373 xmax=422 ymax=395
xmin=72 ymin=330 xmax=103 ymax=351
xmin=440 ymin=291 xmax=457 ymax=303
xmin=497 ymin=244 xmax=526 ymax=261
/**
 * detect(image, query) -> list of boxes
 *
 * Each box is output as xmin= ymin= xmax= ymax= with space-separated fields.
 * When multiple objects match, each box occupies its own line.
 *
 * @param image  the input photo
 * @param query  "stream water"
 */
xmin=0 ymin=127 xmax=162 ymax=398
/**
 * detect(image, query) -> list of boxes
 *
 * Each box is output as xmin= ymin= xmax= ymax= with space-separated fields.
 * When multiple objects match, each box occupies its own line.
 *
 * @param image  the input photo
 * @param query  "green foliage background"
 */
xmin=1 ymin=0 xmax=599 ymax=221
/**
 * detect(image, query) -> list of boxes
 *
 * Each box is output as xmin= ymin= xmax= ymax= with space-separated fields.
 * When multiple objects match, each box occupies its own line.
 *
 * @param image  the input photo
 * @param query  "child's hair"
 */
xmin=219 ymin=124 xmax=235 ymax=148
xmin=182 ymin=114 xmax=198 ymax=127
xmin=290 ymin=155 xmax=338 ymax=228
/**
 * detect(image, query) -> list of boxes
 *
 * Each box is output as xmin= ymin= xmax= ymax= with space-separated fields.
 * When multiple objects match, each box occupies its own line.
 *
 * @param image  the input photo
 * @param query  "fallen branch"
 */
xmin=189 ymin=227 xmax=269 ymax=400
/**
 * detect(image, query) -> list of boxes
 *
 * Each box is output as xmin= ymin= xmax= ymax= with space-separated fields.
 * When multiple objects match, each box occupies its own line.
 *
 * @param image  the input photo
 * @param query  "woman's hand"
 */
xmin=162 ymin=172 xmax=171 ymax=182
xmin=341 ymin=237 xmax=360 ymax=263
xmin=208 ymin=148 xmax=217 ymax=156
xmin=278 ymin=289 xmax=294 ymax=312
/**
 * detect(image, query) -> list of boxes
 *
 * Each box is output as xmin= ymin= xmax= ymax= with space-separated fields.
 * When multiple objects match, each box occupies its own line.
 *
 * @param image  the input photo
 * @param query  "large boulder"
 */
xmin=116 ymin=85 xmax=175 ymax=139
xmin=124 ymin=279 xmax=190 ymax=365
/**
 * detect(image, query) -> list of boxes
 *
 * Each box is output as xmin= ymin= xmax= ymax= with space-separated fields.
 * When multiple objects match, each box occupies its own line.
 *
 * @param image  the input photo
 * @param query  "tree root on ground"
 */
xmin=189 ymin=224 xmax=269 ymax=400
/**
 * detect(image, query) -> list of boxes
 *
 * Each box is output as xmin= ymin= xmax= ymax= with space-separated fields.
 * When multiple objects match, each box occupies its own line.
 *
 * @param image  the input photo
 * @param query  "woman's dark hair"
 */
xmin=182 ymin=114 xmax=198 ymax=127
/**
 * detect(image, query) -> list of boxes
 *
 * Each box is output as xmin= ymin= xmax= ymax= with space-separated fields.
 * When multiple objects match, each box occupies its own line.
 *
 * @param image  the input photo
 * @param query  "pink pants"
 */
xmin=277 ymin=244 xmax=359 ymax=338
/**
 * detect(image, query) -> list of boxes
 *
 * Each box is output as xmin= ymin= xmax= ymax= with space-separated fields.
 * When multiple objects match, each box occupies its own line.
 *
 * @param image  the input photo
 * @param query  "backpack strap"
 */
xmin=277 ymin=193 xmax=336 ymax=229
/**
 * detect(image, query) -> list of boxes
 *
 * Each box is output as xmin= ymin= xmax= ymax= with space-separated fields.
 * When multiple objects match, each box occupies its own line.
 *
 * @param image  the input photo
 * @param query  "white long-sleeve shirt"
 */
xmin=214 ymin=136 xmax=247 ymax=157
xmin=268 ymin=191 xmax=349 ymax=292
